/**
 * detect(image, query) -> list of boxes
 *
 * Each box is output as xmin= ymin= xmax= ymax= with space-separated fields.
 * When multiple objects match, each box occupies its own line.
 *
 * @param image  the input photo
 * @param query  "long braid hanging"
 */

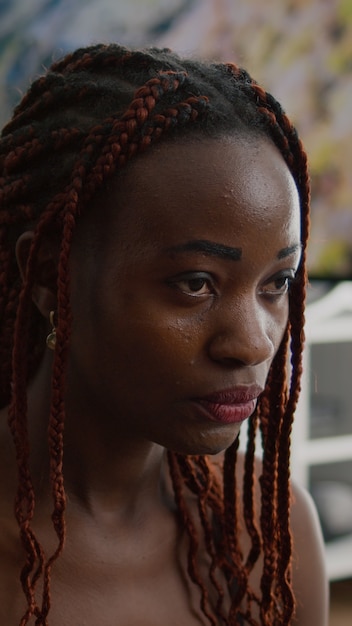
xmin=225 ymin=61 xmax=310 ymax=625
xmin=8 ymin=223 xmax=51 ymax=623
xmin=5 ymin=63 xmax=213 ymax=623
xmin=0 ymin=43 xmax=309 ymax=626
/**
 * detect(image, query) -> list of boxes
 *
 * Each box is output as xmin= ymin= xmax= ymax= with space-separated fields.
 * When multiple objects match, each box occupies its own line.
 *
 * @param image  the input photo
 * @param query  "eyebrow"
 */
xmin=165 ymin=240 xmax=302 ymax=262
xmin=277 ymin=243 xmax=302 ymax=259
xmin=165 ymin=239 xmax=242 ymax=261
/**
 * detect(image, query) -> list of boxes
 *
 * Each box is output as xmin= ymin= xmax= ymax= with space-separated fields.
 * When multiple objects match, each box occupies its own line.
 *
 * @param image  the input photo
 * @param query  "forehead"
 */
xmin=68 ymin=136 xmax=301 ymax=280
xmin=101 ymin=134 xmax=300 ymax=245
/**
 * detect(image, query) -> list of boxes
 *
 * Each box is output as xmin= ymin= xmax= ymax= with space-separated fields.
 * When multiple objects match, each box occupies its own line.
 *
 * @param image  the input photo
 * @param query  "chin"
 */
xmin=166 ymin=427 xmax=241 ymax=456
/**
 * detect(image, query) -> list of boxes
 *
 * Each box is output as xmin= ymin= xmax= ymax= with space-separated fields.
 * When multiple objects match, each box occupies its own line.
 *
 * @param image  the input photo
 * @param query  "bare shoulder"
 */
xmin=290 ymin=480 xmax=329 ymax=626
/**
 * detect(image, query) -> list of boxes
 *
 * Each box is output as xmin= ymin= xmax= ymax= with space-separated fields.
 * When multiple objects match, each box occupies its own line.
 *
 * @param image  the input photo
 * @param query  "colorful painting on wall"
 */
xmin=1 ymin=0 xmax=351 ymax=279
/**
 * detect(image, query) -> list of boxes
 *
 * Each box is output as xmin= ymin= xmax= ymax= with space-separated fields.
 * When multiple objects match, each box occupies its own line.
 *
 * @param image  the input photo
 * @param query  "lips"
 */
xmin=192 ymin=385 xmax=263 ymax=425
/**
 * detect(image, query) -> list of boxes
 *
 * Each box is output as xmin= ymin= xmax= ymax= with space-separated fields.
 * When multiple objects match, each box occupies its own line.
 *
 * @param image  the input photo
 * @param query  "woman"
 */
xmin=0 ymin=44 xmax=327 ymax=625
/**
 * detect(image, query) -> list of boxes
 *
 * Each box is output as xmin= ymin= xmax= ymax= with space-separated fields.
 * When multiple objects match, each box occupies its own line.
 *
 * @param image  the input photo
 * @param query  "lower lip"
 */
xmin=195 ymin=399 xmax=257 ymax=425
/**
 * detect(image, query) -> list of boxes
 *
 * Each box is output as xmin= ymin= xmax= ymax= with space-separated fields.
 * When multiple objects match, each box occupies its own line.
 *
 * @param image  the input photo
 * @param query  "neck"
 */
xmin=63 ymin=437 xmax=167 ymax=523
xmin=22 ymin=352 xmax=169 ymax=524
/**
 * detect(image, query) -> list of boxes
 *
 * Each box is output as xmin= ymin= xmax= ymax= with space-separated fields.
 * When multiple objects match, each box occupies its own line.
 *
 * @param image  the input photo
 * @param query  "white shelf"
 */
xmin=325 ymin=534 xmax=352 ymax=581
xmin=292 ymin=282 xmax=352 ymax=581
xmin=296 ymin=435 xmax=352 ymax=465
xmin=306 ymin=319 xmax=352 ymax=343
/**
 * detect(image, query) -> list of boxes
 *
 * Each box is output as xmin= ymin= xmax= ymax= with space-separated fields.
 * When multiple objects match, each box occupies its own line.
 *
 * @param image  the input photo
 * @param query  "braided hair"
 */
xmin=0 ymin=43 xmax=310 ymax=626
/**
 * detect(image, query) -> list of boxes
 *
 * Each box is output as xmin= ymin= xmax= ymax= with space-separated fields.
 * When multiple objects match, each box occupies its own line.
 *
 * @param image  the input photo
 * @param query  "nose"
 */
xmin=207 ymin=294 xmax=277 ymax=367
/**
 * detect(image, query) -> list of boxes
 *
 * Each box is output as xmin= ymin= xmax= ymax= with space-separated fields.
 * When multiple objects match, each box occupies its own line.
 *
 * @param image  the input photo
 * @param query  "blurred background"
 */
xmin=1 ymin=0 xmax=351 ymax=622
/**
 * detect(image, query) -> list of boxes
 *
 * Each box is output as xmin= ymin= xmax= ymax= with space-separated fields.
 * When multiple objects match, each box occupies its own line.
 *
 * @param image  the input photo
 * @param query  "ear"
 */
xmin=15 ymin=231 xmax=58 ymax=319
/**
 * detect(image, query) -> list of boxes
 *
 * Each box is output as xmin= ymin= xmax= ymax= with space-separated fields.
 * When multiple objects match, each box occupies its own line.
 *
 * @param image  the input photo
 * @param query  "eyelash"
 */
xmin=259 ymin=270 xmax=297 ymax=298
xmin=168 ymin=272 xmax=215 ymax=297
xmin=168 ymin=269 xmax=297 ymax=300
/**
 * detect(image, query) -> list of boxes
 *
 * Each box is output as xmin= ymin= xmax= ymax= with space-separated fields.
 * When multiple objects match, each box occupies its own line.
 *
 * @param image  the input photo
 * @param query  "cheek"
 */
xmin=114 ymin=317 xmax=199 ymax=378
xmin=94 ymin=306 xmax=200 ymax=388
xmin=101 ymin=279 xmax=203 ymax=362
xmin=255 ymin=296 xmax=289 ymax=360
xmin=271 ymin=299 xmax=290 ymax=352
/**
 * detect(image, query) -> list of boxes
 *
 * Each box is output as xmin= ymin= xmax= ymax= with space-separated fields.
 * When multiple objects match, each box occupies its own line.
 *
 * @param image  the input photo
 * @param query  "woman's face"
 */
xmin=68 ymin=135 xmax=301 ymax=455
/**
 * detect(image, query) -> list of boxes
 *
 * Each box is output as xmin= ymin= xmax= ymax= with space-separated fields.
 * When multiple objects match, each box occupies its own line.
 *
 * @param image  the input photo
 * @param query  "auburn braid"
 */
xmin=167 ymin=451 xmax=218 ymax=626
xmin=0 ymin=43 xmax=310 ymax=625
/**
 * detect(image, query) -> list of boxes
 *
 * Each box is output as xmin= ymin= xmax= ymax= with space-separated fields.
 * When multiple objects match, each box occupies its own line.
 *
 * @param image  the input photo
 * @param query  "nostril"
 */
xmin=208 ymin=329 xmax=275 ymax=367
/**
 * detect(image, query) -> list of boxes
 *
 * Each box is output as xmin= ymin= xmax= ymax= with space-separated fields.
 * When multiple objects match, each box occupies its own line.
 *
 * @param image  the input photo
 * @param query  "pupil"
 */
xmin=189 ymin=279 xmax=205 ymax=291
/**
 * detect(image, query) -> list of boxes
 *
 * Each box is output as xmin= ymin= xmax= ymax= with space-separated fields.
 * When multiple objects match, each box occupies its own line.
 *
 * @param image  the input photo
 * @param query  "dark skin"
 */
xmin=0 ymin=136 xmax=328 ymax=625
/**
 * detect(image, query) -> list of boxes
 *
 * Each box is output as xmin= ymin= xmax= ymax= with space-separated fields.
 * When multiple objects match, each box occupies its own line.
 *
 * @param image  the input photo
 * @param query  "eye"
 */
xmin=169 ymin=272 xmax=215 ymax=297
xmin=259 ymin=270 xmax=297 ymax=298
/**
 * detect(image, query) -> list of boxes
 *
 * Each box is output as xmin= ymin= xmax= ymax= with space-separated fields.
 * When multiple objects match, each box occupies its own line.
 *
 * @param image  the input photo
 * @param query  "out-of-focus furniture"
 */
xmin=292 ymin=281 xmax=352 ymax=581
